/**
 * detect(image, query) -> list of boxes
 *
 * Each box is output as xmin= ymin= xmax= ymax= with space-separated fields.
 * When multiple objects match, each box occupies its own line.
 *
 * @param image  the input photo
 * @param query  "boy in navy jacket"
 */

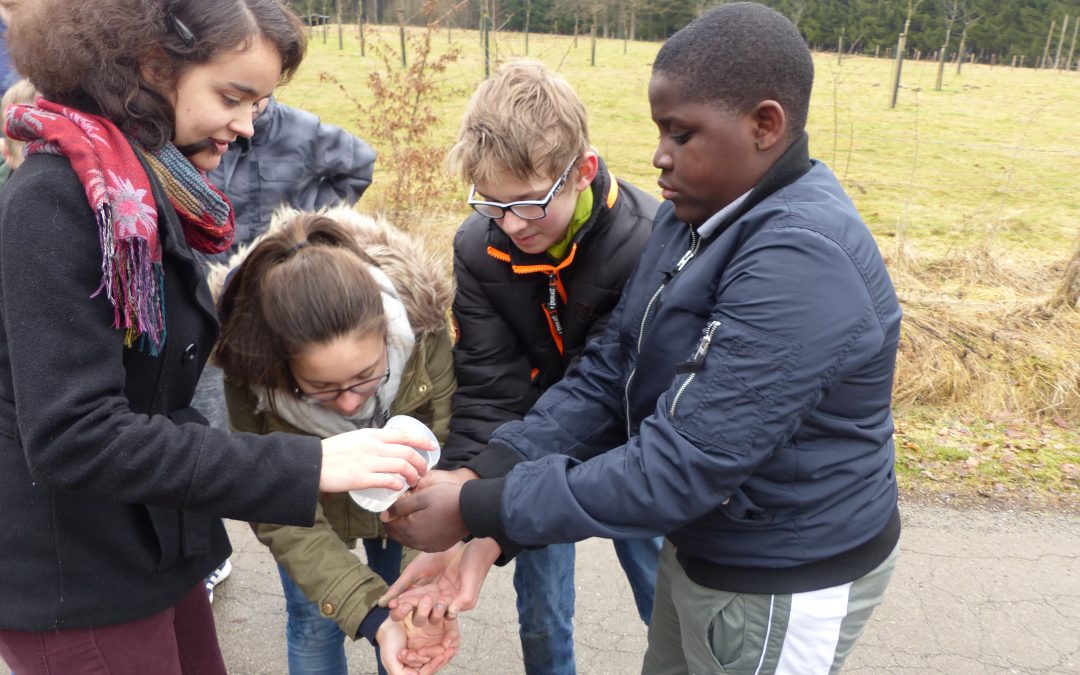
xmin=383 ymin=5 xmax=901 ymax=673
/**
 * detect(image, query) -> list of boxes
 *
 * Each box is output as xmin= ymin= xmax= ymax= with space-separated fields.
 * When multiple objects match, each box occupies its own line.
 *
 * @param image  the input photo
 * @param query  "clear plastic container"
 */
xmin=349 ymin=415 xmax=441 ymax=512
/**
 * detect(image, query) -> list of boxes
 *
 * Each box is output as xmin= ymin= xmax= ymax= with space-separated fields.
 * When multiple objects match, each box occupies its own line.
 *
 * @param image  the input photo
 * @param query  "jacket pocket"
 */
xmin=668 ymin=314 xmax=798 ymax=454
xmin=146 ymin=505 xmax=183 ymax=571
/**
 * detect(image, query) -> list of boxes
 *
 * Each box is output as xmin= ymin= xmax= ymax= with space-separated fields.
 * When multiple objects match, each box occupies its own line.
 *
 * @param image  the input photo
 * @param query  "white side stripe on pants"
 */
xmin=774 ymin=582 xmax=853 ymax=674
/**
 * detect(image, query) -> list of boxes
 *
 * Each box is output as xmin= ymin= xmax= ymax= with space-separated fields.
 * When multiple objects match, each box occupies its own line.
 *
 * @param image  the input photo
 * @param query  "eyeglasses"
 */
xmin=292 ymin=346 xmax=390 ymax=403
xmin=467 ymin=157 xmax=578 ymax=221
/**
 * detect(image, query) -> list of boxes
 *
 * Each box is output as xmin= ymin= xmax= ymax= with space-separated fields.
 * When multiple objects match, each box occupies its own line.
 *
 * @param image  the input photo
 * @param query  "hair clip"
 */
xmin=287 ymin=240 xmax=310 ymax=255
xmin=167 ymin=12 xmax=197 ymax=47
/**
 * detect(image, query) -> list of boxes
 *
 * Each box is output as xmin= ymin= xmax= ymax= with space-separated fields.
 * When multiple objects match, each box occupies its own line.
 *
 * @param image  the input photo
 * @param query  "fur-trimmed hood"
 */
xmin=206 ymin=205 xmax=452 ymax=337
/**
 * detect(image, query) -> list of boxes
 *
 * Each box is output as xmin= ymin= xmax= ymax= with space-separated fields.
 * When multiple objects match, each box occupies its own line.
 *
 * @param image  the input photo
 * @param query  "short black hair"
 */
xmin=653 ymin=2 xmax=813 ymax=136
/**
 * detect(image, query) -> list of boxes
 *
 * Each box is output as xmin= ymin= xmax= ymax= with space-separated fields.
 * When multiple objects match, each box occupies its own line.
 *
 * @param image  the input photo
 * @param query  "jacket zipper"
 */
xmin=625 ymin=228 xmax=700 ymax=439
xmin=669 ymin=319 xmax=722 ymax=417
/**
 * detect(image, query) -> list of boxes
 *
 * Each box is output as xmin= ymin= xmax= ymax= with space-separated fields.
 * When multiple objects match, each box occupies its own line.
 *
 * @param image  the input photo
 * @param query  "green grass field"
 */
xmin=278 ymin=24 xmax=1080 ymax=506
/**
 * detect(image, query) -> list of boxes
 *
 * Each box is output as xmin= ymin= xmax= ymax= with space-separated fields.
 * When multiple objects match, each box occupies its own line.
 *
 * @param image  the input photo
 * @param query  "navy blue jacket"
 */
xmin=461 ymin=136 xmax=902 ymax=593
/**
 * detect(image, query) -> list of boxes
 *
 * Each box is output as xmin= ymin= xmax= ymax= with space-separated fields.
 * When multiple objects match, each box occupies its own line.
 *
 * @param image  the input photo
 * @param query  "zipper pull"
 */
xmin=674 ymin=248 xmax=695 ymax=272
xmin=676 ymin=320 xmax=721 ymax=374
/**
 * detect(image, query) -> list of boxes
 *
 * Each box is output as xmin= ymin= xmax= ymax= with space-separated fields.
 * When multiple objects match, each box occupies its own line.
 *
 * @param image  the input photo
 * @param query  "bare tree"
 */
xmin=890 ymin=0 xmax=925 ymax=108
xmin=955 ymin=5 xmax=980 ymax=74
xmin=935 ymin=0 xmax=963 ymax=90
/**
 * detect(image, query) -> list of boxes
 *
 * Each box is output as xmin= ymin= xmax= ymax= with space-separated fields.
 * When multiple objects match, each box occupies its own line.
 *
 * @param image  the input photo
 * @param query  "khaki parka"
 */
xmin=209 ymin=205 xmax=455 ymax=639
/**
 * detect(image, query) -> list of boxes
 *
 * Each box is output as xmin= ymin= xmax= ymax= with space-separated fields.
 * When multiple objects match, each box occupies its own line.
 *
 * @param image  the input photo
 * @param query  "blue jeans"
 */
xmin=513 ymin=537 xmax=661 ymax=675
xmin=277 ymin=538 xmax=402 ymax=675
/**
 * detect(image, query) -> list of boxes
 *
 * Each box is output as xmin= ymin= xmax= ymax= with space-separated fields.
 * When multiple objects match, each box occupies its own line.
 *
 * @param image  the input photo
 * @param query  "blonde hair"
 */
xmin=447 ymin=59 xmax=589 ymax=185
xmin=2 ymin=79 xmax=38 ymax=169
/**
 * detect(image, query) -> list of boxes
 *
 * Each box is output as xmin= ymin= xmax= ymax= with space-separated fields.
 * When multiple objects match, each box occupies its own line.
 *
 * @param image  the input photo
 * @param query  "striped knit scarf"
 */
xmin=4 ymin=100 xmax=234 ymax=355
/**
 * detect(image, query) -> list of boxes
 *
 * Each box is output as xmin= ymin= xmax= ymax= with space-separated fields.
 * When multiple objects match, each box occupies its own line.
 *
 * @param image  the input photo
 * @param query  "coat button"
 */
xmin=322 ymin=602 xmax=335 ymax=615
xmin=182 ymin=343 xmax=198 ymax=363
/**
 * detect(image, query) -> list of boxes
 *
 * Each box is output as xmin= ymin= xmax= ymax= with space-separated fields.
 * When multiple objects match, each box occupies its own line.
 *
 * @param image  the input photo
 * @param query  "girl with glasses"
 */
xmin=211 ymin=206 xmax=457 ymax=675
xmin=0 ymin=1 xmax=439 ymax=673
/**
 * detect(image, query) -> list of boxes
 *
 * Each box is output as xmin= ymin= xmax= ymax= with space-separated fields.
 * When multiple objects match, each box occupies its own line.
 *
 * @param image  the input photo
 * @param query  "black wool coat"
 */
xmin=0 ymin=152 xmax=322 ymax=631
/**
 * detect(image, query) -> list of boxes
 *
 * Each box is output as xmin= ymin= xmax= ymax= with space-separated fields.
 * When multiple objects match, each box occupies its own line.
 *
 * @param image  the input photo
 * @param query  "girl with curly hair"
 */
xmin=0 ymin=1 xmax=444 ymax=673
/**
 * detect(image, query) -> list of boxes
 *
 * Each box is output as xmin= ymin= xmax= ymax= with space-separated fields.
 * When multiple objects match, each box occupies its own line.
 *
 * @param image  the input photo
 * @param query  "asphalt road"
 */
xmin=4 ymin=367 xmax=1077 ymax=673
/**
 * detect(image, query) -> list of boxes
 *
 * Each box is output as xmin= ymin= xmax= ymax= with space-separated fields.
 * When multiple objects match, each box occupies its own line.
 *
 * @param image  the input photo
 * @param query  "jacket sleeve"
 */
xmin=223 ymin=376 xmax=389 ymax=639
xmin=463 ymin=225 xmax=891 ymax=546
xmin=438 ymin=233 xmax=540 ymax=468
xmin=311 ymin=121 xmax=376 ymax=208
xmin=418 ymin=327 xmax=456 ymax=445
xmin=253 ymin=504 xmax=389 ymax=641
xmin=0 ymin=157 xmax=320 ymax=526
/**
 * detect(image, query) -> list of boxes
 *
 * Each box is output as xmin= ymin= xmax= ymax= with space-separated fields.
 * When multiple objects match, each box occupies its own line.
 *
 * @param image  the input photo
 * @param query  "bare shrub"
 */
xmin=322 ymin=1 xmax=464 ymax=232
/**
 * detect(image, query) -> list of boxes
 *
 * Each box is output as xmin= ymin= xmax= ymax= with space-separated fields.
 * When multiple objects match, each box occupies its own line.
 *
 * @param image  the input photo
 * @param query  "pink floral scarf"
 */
xmin=5 ymin=100 xmax=234 ymax=354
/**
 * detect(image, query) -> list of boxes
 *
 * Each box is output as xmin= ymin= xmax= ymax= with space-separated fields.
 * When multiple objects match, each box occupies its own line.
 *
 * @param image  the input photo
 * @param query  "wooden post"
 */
xmin=397 ymin=5 xmax=406 ymax=66
xmin=590 ymin=12 xmax=597 ymax=66
xmin=336 ymin=0 xmax=343 ymax=50
xmin=359 ymin=0 xmax=366 ymax=55
xmin=482 ymin=4 xmax=490 ymax=78
xmin=837 ymin=27 xmax=844 ymax=65
xmin=875 ymin=45 xmax=880 ymax=59
xmin=1067 ymin=18 xmax=1079 ymax=72
xmin=1042 ymin=19 xmax=1056 ymax=69
xmin=1011 ymin=55 xmax=1017 ymax=68
xmin=524 ymin=0 xmax=530 ymax=55
xmin=890 ymin=32 xmax=906 ymax=108
xmin=956 ymin=27 xmax=967 ymax=74
xmin=1054 ymin=16 xmax=1069 ymax=69
xmin=1020 ymin=55 xmax=1026 ymax=68
xmin=574 ymin=16 xmax=579 ymax=48
xmin=935 ymin=43 xmax=947 ymax=89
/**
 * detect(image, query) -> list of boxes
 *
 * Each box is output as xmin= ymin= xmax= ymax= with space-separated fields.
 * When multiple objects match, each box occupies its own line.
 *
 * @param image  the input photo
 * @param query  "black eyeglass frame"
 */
xmin=467 ymin=156 xmax=579 ymax=221
xmin=291 ymin=345 xmax=391 ymax=403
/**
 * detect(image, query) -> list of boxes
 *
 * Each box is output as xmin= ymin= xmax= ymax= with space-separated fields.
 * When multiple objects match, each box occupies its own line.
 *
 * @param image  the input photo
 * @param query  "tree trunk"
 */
xmin=1047 ymin=234 xmax=1080 ymax=311
xmin=956 ymin=28 xmax=967 ymax=74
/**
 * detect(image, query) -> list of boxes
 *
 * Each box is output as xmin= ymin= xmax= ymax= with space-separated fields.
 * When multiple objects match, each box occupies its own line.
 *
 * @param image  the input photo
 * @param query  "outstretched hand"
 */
xmin=380 ymin=480 xmax=468 ymax=552
xmin=379 ymin=538 xmax=502 ymax=620
xmin=377 ymin=612 xmax=460 ymax=675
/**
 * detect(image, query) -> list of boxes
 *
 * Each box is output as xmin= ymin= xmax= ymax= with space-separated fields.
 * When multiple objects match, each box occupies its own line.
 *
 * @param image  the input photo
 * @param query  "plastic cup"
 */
xmin=349 ymin=415 xmax=441 ymax=513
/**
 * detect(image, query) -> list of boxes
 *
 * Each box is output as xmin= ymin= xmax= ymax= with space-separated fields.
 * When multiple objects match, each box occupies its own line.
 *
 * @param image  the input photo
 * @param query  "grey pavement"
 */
xmin=206 ymin=502 xmax=1080 ymax=674
xmin=2 ymin=501 xmax=1078 ymax=673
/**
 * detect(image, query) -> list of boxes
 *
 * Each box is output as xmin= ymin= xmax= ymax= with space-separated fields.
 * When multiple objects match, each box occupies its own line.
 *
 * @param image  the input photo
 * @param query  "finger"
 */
xmin=374 ymin=428 xmax=438 ymax=453
xmin=419 ymin=646 xmax=457 ymax=674
xmin=411 ymin=595 xmax=434 ymax=627
xmin=365 ymin=456 xmax=420 ymax=487
xmin=388 ymin=601 xmax=415 ymax=622
xmin=429 ymin=599 xmax=447 ymax=624
xmin=360 ymin=469 xmax=409 ymax=492
xmin=398 ymin=650 xmax=431 ymax=669
xmin=384 ymin=491 xmax=425 ymax=521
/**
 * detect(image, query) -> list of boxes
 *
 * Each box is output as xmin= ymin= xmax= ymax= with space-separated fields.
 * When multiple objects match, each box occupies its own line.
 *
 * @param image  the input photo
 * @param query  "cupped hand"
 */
xmin=380 ymin=537 xmax=501 ymax=620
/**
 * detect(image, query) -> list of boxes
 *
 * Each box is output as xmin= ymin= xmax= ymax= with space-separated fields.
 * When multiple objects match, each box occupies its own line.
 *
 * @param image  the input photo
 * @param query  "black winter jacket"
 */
xmin=0 ymin=153 xmax=322 ymax=631
xmin=439 ymin=159 xmax=657 ymax=467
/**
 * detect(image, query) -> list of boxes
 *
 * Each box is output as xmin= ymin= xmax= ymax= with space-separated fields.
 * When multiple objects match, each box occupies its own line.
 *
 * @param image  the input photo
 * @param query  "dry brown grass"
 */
xmin=890 ymin=243 xmax=1080 ymax=422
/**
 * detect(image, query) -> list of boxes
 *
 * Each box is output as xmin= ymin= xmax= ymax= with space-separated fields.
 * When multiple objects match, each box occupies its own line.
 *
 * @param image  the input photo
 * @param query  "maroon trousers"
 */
xmin=0 ymin=584 xmax=226 ymax=675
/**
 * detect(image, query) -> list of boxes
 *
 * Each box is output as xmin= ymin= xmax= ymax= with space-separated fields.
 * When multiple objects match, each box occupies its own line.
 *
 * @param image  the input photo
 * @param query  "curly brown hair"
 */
xmin=6 ymin=0 xmax=306 ymax=150
xmin=213 ymin=213 xmax=388 ymax=406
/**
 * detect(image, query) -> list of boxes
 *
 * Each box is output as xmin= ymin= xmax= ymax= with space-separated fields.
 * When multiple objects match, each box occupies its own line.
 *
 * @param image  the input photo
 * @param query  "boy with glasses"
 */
xmin=437 ymin=59 xmax=660 ymax=675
